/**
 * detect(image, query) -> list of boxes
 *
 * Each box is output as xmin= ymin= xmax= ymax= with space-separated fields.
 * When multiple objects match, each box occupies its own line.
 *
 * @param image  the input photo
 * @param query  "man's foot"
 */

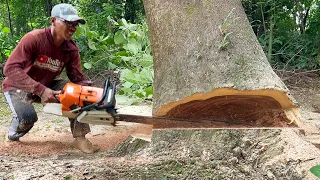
xmin=4 ymin=133 xmax=20 ymax=146
xmin=71 ymin=137 xmax=100 ymax=153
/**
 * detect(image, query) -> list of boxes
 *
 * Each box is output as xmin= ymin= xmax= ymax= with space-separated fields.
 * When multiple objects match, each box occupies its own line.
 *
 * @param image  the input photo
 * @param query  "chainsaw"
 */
xmin=44 ymin=76 xmax=118 ymax=126
xmin=43 ymin=76 xmax=284 ymax=129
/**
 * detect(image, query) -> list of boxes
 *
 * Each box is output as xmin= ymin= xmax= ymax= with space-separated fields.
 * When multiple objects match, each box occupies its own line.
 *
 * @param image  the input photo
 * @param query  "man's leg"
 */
xmin=50 ymin=79 xmax=98 ymax=153
xmin=4 ymin=90 xmax=38 ymax=141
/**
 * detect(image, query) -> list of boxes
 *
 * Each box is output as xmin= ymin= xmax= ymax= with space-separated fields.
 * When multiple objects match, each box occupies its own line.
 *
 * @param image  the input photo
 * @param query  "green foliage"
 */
xmin=74 ymin=18 xmax=153 ymax=104
xmin=310 ymin=165 xmax=320 ymax=178
xmin=0 ymin=25 xmax=18 ymax=63
xmin=243 ymin=0 xmax=320 ymax=70
xmin=64 ymin=176 xmax=73 ymax=180
xmin=3 ymin=0 xmax=320 ymax=103
xmin=218 ymin=8 xmax=236 ymax=51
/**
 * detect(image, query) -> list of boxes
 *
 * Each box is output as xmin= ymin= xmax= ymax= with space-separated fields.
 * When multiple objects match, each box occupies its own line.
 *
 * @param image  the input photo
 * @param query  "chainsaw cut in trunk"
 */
xmin=144 ymin=0 xmax=302 ymax=127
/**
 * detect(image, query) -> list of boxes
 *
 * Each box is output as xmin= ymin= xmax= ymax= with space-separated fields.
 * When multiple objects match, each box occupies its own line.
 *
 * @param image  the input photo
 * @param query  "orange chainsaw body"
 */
xmin=58 ymin=82 xmax=104 ymax=111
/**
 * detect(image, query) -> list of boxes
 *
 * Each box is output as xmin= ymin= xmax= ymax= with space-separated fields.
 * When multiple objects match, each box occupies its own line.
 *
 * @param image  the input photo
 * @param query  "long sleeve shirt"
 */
xmin=2 ymin=27 xmax=86 ymax=96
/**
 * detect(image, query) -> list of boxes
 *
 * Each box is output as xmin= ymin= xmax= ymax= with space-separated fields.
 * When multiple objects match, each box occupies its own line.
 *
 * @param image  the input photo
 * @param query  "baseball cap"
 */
xmin=51 ymin=3 xmax=86 ymax=24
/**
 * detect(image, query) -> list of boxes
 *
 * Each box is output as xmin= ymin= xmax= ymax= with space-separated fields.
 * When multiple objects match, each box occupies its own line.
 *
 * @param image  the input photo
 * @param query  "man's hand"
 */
xmin=41 ymin=88 xmax=61 ymax=104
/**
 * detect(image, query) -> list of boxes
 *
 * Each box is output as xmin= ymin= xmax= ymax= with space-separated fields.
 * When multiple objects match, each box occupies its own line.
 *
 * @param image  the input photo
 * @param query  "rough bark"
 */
xmin=143 ymin=0 xmax=302 ymax=127
xmin=6 ymin=0 xmax=13 ymax=36
xmin=108 ymin=129 xmax=320 ymax=179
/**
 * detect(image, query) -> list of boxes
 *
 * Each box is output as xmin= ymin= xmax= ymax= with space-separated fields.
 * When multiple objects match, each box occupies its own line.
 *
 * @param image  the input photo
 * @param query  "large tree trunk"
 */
xmin=143 ymin=0 xmax=302 ymax=127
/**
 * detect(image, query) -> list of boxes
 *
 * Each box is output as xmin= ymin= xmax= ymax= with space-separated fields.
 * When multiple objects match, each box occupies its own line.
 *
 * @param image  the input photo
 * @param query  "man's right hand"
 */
xmin=41 ymin=88 xmax=61 ymax=104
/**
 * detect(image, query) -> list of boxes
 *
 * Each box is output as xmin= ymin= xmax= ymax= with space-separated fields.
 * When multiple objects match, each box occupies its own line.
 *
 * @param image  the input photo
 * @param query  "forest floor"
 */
xmin=0 ymin=71 xmax=320 ymax=179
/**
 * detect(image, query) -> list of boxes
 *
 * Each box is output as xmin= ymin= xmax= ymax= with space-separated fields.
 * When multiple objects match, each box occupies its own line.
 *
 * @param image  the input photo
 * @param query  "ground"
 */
xmin=0 ymin=71 xmax=320 ymax=179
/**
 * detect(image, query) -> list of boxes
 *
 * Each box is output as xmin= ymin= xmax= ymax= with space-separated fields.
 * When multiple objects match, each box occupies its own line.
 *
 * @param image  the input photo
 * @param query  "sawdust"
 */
xmin=0 ymin=105 xmax=153 ymax=157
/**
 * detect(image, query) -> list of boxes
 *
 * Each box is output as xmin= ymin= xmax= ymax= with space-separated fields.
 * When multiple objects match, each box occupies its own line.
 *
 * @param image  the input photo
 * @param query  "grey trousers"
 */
xmin=4 ymin=80 xmax=91 ymax=141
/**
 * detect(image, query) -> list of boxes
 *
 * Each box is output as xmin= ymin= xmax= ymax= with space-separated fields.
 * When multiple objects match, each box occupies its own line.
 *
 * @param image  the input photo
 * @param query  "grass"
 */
xmin=51 ymin=118 xmax=64 ymax=124
xmin=0 ymin=93 xmax=12 ymax=117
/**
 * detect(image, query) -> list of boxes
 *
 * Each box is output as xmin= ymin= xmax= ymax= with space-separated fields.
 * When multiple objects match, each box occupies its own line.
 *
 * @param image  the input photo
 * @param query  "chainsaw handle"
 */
xmin=95 ymin=80 xmax=117 ymax=110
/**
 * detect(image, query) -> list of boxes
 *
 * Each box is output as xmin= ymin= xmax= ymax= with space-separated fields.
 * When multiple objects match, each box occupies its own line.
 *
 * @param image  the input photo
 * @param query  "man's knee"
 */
xmin=14 ymin=102 xmax=38 ymax=124
xmin=19 ymin=108 xmax=38 ymax=124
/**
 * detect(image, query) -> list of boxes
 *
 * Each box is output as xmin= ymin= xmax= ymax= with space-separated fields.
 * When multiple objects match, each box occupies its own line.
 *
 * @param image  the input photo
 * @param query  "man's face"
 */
xmin=53 ymin=17 xmax=79 ymax=40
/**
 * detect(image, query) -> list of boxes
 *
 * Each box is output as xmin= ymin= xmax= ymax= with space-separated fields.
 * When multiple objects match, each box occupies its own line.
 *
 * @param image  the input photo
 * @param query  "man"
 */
xmin=2 ymin=3 xmax=98 ymax=153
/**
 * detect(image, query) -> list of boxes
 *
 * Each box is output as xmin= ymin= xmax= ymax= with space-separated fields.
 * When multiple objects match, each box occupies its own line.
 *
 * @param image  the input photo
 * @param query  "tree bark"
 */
xmin=26 ymin=0 xmax=33 ymax=30
xmin=5 ymin=0 xmax=13 ymax=36
xmin=46 ymin=0 xmax=53 ymax=17
xmin=143 ymin=0 xmax=302 ymax=127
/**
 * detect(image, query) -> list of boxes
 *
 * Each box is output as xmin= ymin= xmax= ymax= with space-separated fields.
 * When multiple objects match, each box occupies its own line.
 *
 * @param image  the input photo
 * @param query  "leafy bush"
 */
xmin=0 ymin=25 xmax=19 ymax=63
xmin=258 ymin=31 xmax=320 ymax=70
xmin=73 ymin=18 xmax=153 ymax=105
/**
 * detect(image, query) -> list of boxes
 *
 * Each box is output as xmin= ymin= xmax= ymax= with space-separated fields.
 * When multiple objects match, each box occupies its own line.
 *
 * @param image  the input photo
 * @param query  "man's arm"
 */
xmin=3 ymin=33 xmax=46 ymax=96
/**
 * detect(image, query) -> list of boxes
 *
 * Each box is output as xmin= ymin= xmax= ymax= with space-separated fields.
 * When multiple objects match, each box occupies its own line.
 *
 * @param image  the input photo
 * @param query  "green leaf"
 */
xmin=88 ymin=41 xmax=97 ymax=50
xmin=75 ymin=26 xmax=85 ymax=37
xmin=123 ymin=38 xmax=141 ymax=54
xmin=108 ymin=62 xmax=118 ymax=69
xmin=120 ymin=87 xmax=132 ymax=94
xmin=119 ymin=18 xmax=129 ymax=27
xmin=310 ymin=165 xmax=320 ymax=178
xmin=101 ymin=45 xmax=108 ymax=50
xmin=114 ymin=31 xmax=126 ymax=45
xmin=124 ymin=71 xmax=139 ymax=83
xmin=122 ymin=81 xmax=134 ymax=88
xmin=120 ymin=56 xmax=132 ymax=61
xmin=115 ymin=95 xmax=141 ymax=105
xmin=145 ymin=86 xmax=154 ymax=98
xmin=138 ymin=54 xmax=153 ymax=67
xmin=140 ymin=68 xmax=153 ymax=83
xmin=105 ymin=36 xmax=115 ymax=45
xmin=83 ymin=63 xmax=92 ymax=69
xmin=116 ymin=51 xmax=129 ymax=56
xmin=134 ymin=90 xmax=145 ymax=98
xmin=86 ymin=31 xmax=99 ymax=38
xmin=129 ymin=31 xmax=141 ymax=39
xmin=1 ymin=27 xmax=10 ymax=34
xmin=119 ymin=18 xmax=137 ymax=31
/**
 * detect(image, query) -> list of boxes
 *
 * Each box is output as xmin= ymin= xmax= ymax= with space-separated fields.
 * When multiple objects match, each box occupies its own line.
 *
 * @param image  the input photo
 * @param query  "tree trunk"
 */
xmin=26 ymin=0 xmax=33 ymax=30
xmin=143 ymin=0 xmax=302 ymax=127
xmin=124 ymin=0 xmax=135 ymax=23
xmin=46 ymin=0 xmax=53 ymax=17
xmin=5 ymin=0 xmax=13 ymax=36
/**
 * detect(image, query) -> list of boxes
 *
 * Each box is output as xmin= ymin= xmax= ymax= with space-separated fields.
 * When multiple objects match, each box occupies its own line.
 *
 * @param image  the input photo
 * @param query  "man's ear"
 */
xmin=50 ymin=17 xmax=55 ymax=26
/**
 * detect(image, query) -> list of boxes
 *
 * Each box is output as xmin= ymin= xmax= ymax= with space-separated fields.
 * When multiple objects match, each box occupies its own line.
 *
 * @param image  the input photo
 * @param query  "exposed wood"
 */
xmin=143 ymin=0 xmax=302 ymax=127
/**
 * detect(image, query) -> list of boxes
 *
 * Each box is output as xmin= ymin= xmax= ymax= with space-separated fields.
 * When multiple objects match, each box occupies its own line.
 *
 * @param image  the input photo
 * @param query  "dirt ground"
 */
xmin=0 ymin=71 xmax=320 ymax=179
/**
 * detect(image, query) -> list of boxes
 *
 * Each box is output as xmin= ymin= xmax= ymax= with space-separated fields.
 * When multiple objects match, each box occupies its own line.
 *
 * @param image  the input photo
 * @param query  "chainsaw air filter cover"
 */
xmin=58 ymin=82 xmax=104 ymax=111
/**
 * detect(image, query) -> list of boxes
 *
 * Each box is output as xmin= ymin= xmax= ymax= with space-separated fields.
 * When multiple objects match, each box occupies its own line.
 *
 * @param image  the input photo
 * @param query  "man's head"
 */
xmin=50 ymin=4 xmax=85 ymax=41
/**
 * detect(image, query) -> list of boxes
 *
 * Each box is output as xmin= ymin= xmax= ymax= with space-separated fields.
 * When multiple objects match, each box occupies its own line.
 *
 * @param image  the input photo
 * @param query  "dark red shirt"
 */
xmin=2 ymin=27 xmax=86 ymax=96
